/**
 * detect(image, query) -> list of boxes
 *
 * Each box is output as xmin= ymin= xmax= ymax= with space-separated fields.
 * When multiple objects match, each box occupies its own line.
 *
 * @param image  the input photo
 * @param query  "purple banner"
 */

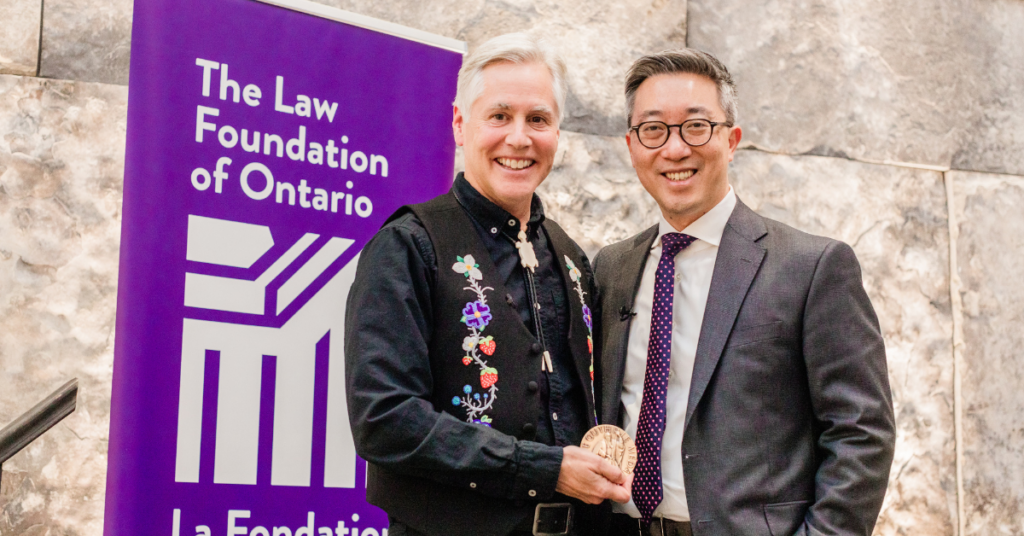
xmin=106 ymin=0 xmax=462 ymax=534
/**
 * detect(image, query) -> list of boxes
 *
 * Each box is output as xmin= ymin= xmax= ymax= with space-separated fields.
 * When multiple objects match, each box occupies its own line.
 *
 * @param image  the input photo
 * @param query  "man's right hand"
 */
xmin=555 ymin=446 xmax=632 ymax=504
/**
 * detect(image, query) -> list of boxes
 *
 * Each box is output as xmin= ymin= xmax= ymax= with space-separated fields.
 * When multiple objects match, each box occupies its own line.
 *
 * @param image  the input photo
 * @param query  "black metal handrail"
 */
xmin=0 ymin=379 xmax=79 ymax=479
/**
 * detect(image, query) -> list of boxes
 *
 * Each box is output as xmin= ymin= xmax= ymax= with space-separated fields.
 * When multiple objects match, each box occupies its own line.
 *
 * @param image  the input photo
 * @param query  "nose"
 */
xmin=505 ymin=118 xmax=532 ymax=148
xmin=660 ymin=128 xmax=692 ymax=160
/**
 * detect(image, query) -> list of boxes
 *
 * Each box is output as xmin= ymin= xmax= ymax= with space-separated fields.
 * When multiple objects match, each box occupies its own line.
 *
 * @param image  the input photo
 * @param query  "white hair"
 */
xmin=454 ymin=33 xmax=568 ymax=123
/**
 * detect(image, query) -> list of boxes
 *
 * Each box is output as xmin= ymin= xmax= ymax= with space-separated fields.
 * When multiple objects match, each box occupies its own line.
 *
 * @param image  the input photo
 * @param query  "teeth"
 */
xmin=498 ymin=158 xmax=534 ymax=170
xmin=666 ymin=170 xmax=695 ymax=181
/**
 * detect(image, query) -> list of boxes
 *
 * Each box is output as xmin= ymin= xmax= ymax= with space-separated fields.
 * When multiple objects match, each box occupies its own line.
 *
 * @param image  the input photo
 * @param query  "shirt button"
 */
xmin=531 ymin=342 xmax=542 ymax=353
xmin=528 ymin=490 xmax=537 ymax=497
xmin=490 ymin=227 xmax=498 ymax=234
xmin=508 ymin=219 xmax=516 ymax=227
xmin=523 ymin=423 xmax=536 ymax=435
xmin=527 ymin=381 xmax=538 ymax=392
xmin=470 ymin=482 xmax=477 ymax=488
xmin=552 ymin=412 xmax=558 ymax=421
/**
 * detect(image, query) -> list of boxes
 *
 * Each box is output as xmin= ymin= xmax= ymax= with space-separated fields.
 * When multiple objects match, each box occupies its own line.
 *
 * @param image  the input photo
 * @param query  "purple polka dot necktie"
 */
xmin=633 ymin=232 xmax=696 ymax=525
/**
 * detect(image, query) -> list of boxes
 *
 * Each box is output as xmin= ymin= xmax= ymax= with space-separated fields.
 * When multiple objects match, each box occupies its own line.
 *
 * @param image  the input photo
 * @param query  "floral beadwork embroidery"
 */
xmin=451 ymin=255 xmax=498 ymax=426
xmin=565 ymin=255 xmax=598 ymax=423
xmin=565 ymin=256 xmax=595 ymax=379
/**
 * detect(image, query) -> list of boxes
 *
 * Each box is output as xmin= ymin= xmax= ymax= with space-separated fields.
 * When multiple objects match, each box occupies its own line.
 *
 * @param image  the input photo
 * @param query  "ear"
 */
xmin=726 ymin=125 xmax=742 ymax=162
xmin=625 ymin=132 xmax=637 ymax=169
xmin=453 ymin=105 xmax=465 ymax=147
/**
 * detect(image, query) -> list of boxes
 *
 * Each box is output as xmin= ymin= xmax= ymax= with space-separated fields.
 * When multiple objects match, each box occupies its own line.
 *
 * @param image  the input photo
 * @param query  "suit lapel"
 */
xmin=685 ymin=200 xmax=767 ymax=431
xmin=602 ymin=224 xmax=658 ymax=425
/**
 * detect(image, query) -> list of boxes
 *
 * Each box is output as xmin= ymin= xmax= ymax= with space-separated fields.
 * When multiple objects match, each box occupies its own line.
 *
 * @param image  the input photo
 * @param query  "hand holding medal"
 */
xmin=580 ymin=425 xmax=637 ymax=475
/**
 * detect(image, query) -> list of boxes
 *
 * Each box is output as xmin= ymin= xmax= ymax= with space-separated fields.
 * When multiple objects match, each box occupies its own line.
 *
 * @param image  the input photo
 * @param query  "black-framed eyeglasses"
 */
xmin=628 ymin=119 xmax=730 ymax=149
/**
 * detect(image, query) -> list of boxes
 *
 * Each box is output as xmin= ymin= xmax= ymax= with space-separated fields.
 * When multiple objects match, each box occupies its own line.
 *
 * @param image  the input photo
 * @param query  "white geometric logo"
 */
xmin=174 ymin=215 xmax=359 ymax=487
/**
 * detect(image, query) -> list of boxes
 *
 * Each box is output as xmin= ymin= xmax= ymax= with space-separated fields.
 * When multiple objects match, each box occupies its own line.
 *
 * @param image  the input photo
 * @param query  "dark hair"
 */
xmin=624 ymin=49 xmax=738 ymax=128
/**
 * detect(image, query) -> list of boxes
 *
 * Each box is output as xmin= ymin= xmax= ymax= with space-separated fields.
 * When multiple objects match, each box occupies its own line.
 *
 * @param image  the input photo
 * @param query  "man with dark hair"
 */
xmin=345 ymin=33 xmax=630 ymax=536
xmin=593 ymin=49 xmax=896 ymax=535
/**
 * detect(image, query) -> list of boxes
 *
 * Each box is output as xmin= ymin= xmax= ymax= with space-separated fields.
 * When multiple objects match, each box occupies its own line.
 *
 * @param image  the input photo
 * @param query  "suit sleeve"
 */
xmin=798 ymin=240 xmax=896 ymax=536
xmin=344 ymin=219 xmax=563 ymax=502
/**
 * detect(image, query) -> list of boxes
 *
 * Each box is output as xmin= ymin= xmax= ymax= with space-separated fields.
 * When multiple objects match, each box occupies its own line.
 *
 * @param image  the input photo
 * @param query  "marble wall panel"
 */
xmin=950 ymin=170 xmax=1024 ymax=535
xmin=315 ymin=0 xmax=687 ymax=136
xmin=0 ymin=0 xmax=42 ymax=76
xmin=535 ymin=131 xmax=659 ymax=258
xmin=728 ymin=151 xmax=957 ymax=535
xmin=38 ymin=0 xmax=133 ymax=85
xmin=0 ymin=74 xmax=127 ymax=534
xmin=688 ymin=0 xmax=1024 ymax=176
xmin=949 ymin=2 xmax=1024 ymax=178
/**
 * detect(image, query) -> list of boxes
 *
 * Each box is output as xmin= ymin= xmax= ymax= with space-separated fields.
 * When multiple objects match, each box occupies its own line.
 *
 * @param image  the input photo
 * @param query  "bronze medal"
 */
xmin=580 ymin=425 xmax=637 ymax=475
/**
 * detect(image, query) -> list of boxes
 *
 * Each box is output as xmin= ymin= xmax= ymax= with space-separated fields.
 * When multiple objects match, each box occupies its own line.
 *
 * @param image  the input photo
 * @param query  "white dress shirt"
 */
xmin=613 ymin=187 xmax=737 ymax=521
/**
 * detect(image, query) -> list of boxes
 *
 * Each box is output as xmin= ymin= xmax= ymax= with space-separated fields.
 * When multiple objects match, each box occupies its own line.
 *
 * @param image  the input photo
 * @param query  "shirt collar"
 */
xmin=653 ymin=185 xmax=737 ymax=249
xmin=452 ymin=172 xmax=546 ymax=239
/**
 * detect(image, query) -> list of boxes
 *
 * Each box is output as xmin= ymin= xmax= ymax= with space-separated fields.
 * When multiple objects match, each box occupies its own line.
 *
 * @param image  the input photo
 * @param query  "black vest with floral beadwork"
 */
xmin=411 ymin=192 xmax=597 ymax=441
xmin=365 ymin=191 xmax=599 ymax=536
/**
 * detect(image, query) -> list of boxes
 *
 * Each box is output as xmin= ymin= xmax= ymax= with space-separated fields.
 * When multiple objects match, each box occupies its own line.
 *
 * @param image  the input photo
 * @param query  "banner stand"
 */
xmin=105 ymin=1 xmax=464 ymax=534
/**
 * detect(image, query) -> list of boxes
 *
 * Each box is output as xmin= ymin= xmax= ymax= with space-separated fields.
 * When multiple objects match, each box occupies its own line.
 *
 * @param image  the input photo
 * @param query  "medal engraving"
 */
xmin=580 ymin=425 xmax=637 ymax=475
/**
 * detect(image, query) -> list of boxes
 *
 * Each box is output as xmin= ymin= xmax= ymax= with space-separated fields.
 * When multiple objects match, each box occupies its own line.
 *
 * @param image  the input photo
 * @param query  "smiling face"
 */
xmin=626 ymin=72 xmax=742 ymax=231
xmin=453 ymin=61 xmax=560 ymax=221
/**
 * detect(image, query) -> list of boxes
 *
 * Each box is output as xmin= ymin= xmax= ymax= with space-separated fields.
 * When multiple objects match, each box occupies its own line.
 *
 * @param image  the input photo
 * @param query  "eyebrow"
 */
xmin=486 ymin=103 xmax=555 ymax=116
xmin=637 ymin=106 xmax=715 ymax=120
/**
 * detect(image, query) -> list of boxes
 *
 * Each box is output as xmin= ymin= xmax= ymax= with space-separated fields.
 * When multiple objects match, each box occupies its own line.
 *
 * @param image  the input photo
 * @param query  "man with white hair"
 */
xmin=346 ymin=33 xmax=631 ymax=536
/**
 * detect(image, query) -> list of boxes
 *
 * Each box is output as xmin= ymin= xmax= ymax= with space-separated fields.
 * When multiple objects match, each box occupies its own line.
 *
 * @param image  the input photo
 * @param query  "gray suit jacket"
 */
xmin=593 ymin=199 xmax=896 ymax=536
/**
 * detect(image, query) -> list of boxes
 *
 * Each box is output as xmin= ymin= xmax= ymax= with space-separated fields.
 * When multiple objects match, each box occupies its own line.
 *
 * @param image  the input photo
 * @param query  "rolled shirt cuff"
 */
xmin=512 ymin=441 xmax=563 ymax=501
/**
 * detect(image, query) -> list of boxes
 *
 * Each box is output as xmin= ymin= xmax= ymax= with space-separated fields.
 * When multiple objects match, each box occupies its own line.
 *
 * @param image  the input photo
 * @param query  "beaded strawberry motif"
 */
xmin=451 ymin=255 xmax=499 ymax=426
xmin=478 ymin=336 xmax=496 ymax=355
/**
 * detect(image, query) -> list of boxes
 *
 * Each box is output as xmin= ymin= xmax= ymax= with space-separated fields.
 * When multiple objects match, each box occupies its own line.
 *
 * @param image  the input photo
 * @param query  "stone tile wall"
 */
xmin=37 ymin=0 xmax=134 ymax=85
xmin=949 ymin=171 xmax=1024 ymax=535
xmin=687 ymin=0 xmax=1024 ymax=177
xmin=0 ymin=0 xmax=41 ymax=76
xmin=1 ymin=0 xmax=1022 ymax=534
xmin=540 ymin=132 xmax=660 ymax=258
xmin=0 ymin=74 xmax=127 ymax=535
